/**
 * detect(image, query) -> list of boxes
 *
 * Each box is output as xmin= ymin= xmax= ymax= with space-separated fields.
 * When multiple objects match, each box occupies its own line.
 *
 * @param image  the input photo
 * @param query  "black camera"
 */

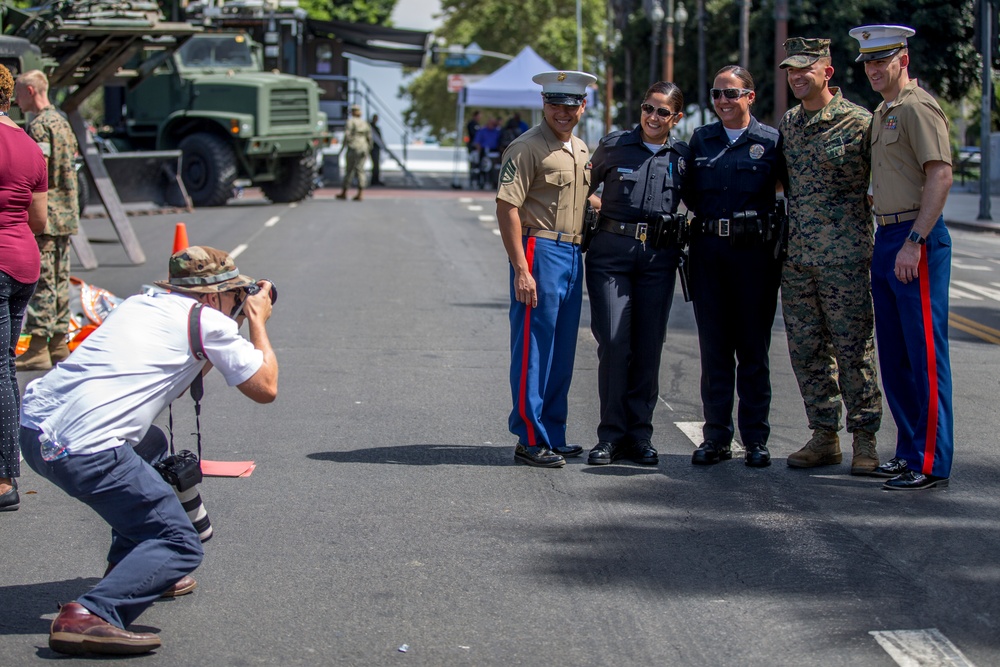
xmin=244 ymin=279 xmax=277 ymax=305
xmin=154 ymin=450 xmax=202 ymax=492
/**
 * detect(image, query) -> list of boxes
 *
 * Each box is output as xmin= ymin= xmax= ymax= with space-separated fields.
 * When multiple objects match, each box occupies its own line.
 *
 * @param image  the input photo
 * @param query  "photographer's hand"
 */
xmin=236 ymin=280 xmax=278 ymax=403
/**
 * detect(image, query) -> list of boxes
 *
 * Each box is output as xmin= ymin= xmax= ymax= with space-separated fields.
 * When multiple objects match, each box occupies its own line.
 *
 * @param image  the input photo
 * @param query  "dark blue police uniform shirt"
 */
xmin=688 ymin=117 xmax=786 ymax=220
xmin=589 ymin=126 xmax=692 ymax=222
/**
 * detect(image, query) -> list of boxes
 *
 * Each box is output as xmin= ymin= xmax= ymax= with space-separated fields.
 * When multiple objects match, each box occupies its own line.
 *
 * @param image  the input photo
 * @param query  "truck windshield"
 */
xmin=177 ymin=36 xmax=254 ymax=68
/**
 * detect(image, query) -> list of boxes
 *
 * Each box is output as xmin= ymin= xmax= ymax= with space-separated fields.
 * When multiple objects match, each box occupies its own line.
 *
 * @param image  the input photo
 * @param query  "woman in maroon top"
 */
xmin=0 ymin=63 xmax=48 ymax=512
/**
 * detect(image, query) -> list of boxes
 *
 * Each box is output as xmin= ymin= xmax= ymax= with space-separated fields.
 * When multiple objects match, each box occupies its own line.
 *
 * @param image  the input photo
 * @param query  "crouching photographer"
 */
xmin=19 ymin=246 xmax=278 ymax=656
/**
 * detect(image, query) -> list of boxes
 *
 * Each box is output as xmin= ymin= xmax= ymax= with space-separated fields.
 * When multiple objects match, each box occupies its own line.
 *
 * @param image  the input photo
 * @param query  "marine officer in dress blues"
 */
xmin=496 ymin=70 xmax=596 ymax=467
xmin=850 ymin=25 xmax=954 ymax=490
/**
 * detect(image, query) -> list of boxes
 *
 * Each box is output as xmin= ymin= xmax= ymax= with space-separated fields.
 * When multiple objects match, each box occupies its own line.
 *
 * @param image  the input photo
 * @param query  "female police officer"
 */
xmin=687 ymin=66 xmax=785 ymax=468
xmin=584 ymin=82 xmax=691 ymax=466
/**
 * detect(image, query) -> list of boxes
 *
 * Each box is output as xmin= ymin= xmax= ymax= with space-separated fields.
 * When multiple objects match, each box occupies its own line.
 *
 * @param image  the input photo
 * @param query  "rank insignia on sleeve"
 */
xmin=884 ymin=116 xmax=897 ymax=130
xmin=749 ymin=144 xmax=765 ymax=159
xmin=499 ymin=158 xmax=517 ymax=185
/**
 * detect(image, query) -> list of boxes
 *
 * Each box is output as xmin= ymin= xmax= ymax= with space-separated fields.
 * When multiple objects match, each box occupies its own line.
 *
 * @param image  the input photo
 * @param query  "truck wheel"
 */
xmin=260 ymin=153 xmax=317 ymax=203
xmin=179 ymin=133 xmax=238 ymax=207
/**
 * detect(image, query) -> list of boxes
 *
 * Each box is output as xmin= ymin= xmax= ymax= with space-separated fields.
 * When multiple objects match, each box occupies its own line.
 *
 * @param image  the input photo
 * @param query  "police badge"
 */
xmin=749 ymin=144 xmax=765 ymax=159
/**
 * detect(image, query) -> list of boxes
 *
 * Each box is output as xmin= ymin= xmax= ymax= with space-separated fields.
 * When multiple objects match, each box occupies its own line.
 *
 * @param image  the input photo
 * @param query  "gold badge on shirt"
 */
xmin=749 ymin=144 xmax=765 ymax=159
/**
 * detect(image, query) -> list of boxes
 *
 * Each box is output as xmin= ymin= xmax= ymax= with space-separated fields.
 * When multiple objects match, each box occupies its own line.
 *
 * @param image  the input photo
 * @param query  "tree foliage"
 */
xmin=297 ymin=0 xmax=397 ymax=24
xmin=403 ymin=0 xmax=606 ymax=142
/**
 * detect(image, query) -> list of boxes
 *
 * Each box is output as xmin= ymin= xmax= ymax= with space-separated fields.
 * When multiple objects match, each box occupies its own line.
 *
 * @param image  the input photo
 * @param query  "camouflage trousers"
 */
xmin=24 ymin=234 xmax=71 ymax=337
xmin=343 ymin=149 xmax=368 ymax=190
xmin=781 ymin=260 xmax=882 ymax=433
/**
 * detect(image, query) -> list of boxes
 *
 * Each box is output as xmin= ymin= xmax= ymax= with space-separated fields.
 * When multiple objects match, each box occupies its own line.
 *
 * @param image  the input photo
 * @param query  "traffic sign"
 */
xmin=446 ymin=74 xmax=486 ymax=93
xmin=444 ymin=56 xmax=470 ymax=67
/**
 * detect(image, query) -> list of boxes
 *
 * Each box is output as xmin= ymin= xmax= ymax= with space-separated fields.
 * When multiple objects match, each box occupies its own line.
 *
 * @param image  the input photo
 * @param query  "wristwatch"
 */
xmin=906 ymin=229 xmax=926 ymax=245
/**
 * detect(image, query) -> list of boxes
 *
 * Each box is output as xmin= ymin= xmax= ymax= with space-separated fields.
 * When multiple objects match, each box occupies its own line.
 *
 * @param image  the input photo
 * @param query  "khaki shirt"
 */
xmin=496 ymin=120 xmax=590 ymax=236
xmin=870 ymin=79 xmax=951 ymax=215
xmin=344 ymin=116 xmax=372 ymax=154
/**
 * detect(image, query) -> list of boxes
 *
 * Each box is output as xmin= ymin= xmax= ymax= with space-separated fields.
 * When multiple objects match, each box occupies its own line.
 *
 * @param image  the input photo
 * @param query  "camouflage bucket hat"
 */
xmin=154 ymin=246 xmax=256 ymax=294
xmin=780 ymin=37 xmax=831 ymax=69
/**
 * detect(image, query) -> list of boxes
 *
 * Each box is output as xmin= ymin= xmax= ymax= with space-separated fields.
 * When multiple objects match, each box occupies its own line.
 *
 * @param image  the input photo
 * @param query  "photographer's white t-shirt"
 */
xmin=21 ymin=292 xmax=263 ymax=456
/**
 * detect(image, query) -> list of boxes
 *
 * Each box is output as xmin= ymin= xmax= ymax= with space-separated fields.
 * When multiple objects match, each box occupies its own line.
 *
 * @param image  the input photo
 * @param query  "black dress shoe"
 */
xmin=883 ymin=470 xmax=949 ymax=490
xmin=744 ymin=442 xmax=771 ymax=468
xmin=870 ymin=456 xmax=908 ymax=478
xmin=587 ymin=441 xmax=617 ymax=465
xmin=628 ymin=439 xmax=659 ymax=465
xmin=551 ymin=444 xmax=584 ymax=458
xmin=0 ymin=479 xmax=19 ymax=512
xmin=691 ymin=441 xmax=732 ymax=465
xmin=514 ymin=444 xmax=565 ymax=468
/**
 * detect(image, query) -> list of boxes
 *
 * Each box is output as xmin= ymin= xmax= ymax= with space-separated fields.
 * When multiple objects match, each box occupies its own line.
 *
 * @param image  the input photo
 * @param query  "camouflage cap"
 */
xmin=780 ymin=37 xmax=831 ymax=69
xmin=153 ymin=246 xmax=256 ymax=294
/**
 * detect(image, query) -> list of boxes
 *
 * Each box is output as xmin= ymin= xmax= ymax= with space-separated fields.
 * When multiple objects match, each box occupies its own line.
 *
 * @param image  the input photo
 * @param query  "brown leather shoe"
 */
xmin=103 ymin=563 xmax=197 ymax=598
xmin=49 ymin=602 xmax=161 ymax=655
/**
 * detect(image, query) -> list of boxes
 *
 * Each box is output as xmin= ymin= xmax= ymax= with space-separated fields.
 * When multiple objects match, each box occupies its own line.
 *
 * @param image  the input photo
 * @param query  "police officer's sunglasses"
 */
xmin=710 ymin=88 xmax=753 ymax=100
xmin=640 ymin=103 xmax=675 ymax=118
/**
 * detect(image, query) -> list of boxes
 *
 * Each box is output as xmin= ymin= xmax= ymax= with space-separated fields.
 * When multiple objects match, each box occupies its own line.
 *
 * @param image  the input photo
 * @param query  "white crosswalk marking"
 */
xmin=479 ymin=215 xmax=494 ymax=222
xmin=870 ymin=628 xmax=977 ymax=667
xmin=468 ymin=205 xmax=484 ymax=212
xmin=674 ymin=421 xmax=744 ymax=451
xmin=951 ymin=260 xmax=992 ymax=271
xmin=953 ymin=280 xmax=1000 ymax=301
xmin=949 ymin=287 xmax=984 ymax=300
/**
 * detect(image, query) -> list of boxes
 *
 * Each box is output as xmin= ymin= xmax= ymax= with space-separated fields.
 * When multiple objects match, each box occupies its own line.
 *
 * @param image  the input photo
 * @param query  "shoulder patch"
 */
xmin=499 ymin=158 xmax=517 ymax=185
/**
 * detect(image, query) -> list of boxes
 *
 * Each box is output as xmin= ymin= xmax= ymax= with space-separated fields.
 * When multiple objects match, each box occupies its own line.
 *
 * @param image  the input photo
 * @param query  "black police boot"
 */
xmin=587 ymin=441 xmax=617 ymax=465
xmin=691 ymin=441 xmax=732 ymax=465
xmin=628 ymin=439 xmax=659 ymax=465
xmin=744 ymin=442 xmax=771 ymax=468
xmin=551 ymin=444 xmax=584 ymax=458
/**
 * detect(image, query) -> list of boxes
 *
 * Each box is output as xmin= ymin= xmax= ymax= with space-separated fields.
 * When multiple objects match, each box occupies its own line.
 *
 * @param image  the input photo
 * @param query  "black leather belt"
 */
xmin=692 ymin=216 xmax=761 ymax=237
xmin=522 ymin=228 xmax=583 ymax=245
xmin=598 ymin=217 xmax=649 ymax=240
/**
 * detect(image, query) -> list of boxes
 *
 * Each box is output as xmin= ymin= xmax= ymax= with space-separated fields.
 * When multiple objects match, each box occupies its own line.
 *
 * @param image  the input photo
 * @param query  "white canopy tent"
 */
xmin=452 ymin=46 xmax=595 ymax=187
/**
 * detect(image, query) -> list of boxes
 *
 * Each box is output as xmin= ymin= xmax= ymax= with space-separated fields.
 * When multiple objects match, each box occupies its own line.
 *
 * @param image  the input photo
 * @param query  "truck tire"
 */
xmin=179 ymin=133 xmax=238 ymax=207
xmin=260 ymin=152 xmax=317 ymax=203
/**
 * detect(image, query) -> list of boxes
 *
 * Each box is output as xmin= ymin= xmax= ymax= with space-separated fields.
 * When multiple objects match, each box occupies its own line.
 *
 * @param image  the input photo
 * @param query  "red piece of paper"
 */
xmin=200 ymin=460 xmax=255 ymax=478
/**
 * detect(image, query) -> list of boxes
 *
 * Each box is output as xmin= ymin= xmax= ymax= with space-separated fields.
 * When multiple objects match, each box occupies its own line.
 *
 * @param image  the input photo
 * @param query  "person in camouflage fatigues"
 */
xmin=777 ymin=38 xmax=882 ymax=474
xmin=14 ymin=70 xmax=80 ymax=371
xmin=337 ymin=104 xmax=372 ymax=201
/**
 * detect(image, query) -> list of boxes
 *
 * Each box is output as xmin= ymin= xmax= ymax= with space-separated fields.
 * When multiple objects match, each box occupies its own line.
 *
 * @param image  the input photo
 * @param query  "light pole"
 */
xmin=648 ymin=0 xmax=664 ymax=87
xmin=663 ymin=0 xmax=688 ymax=83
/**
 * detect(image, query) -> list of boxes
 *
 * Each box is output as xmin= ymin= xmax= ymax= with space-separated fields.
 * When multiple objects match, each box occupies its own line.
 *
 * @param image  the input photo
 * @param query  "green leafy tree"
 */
xmin=403 ymin=0 xmax=607 ymax=142
xmin=298 ymin=0 xmax=397 ymax=24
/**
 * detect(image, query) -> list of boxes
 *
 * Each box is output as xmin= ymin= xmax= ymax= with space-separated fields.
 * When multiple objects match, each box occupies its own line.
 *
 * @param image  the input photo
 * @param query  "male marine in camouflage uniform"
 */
xmin=337 ymin=104 xmax=372 ymax=201
xmin=778 ymin=38 xmax=882 ymax=474
xmin=15 ymin=70 xmax=80 ymax=371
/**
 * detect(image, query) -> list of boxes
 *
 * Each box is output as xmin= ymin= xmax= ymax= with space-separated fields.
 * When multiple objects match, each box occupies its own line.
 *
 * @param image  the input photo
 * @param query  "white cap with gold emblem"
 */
xmin=532 ymin=70 xmax=597 ymax=106
xmin=849 ymin=24 xmax=915 ymax=63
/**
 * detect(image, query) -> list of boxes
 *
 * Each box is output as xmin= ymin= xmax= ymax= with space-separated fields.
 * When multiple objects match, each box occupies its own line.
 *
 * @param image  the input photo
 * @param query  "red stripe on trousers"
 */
xmin=918 ymin=247 xmax=939 ymax=475
xmin=518 ymin=237 xmax=537 ymax=447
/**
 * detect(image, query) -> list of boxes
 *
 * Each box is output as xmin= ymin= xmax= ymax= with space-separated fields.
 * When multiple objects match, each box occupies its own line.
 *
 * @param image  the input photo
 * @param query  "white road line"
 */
xmin=478 ymin=215 xmax=494 ymax=222
xmin=265 ymin=216 xmax=280 ymax=227
xmin=951 ymin=260 xmax=991 ymax=271
xmin=675 ymin=421 xmax=744 ymax=451
xmin=870 ymin=628 xmax=977 ymax=667
xmin=230 ymin=243 xmax=248 ymax=259
xmin=492 ymin=229 xmax=501 ymax=236
xmin=459 ymin=197 xmax=474 ymax=203
xmin=468 ymin=205 xmax=484 ymax=212
xmin=953 ymin=280 xmax=1000 ymax=301
xmin=949 ymin=287 xmax=983 ymax=300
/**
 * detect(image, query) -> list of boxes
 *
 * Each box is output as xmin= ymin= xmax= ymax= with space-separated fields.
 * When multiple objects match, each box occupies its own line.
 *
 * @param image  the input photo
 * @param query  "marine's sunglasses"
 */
xmin=640 ymin=103 xmax=675 ymax=118
xmin=230 ymin=281 xmax=277 ymax=319
xmin=711 ymin=87 xmax=752 ymax=100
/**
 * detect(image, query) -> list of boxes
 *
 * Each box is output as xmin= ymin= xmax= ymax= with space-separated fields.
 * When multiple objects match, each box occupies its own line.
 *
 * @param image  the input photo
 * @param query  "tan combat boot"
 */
xmin=786 ymin=429 xmax=842 ymax=468
xmin=850 ymin=431 xmax=879 ymax=476
xmin=48 ymin=333 xmax=71 ymax=364
xmin=15 ymin=335 xmax=52 ymax=371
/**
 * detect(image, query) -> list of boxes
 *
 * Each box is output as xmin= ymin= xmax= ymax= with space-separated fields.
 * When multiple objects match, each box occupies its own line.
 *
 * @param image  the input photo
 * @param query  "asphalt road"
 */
xmin=2 ymin=190 xmax=999 ymax=666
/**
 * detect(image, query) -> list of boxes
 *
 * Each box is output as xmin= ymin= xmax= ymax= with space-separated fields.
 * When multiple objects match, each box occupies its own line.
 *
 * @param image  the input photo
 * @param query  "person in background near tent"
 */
xmin=496 ymin=70 xmax=596 ymax=468
xmin=850 ymin=24 xmax=954 ymax=491
xmin=370 ymin=113 xmax=384 ymax=187
xmin=0 ymin=63 xmax=47 ymax=513
xmin=338 ymin=104 xmax=372 ymax=202
xmin=466 ymin=110 xmax=481 ymax=157
xmin=14 ymin=69 xmax=79 ymax=371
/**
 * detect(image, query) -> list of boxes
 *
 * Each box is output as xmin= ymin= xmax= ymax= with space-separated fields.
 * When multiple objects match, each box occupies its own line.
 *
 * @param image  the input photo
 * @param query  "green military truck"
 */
xmin=104 ymin=31 xmax=330 ymax=206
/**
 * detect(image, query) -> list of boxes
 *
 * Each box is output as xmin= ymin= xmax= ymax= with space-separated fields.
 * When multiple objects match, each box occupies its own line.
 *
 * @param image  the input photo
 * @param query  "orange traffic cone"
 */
xmin=172 ymin=222 xmax=190 ymax=254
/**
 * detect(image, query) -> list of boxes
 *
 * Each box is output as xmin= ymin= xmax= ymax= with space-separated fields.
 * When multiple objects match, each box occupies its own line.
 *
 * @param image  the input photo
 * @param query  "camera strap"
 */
xmin=167 ymin=303 xmax=206 ymax=459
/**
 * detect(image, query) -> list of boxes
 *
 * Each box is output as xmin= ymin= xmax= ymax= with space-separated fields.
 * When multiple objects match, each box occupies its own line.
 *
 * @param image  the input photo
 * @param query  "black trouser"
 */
xmin=688 ymin=235 xmax=781 ymax=445
xmin=586 ymin=230 xmax=681 ymax=445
